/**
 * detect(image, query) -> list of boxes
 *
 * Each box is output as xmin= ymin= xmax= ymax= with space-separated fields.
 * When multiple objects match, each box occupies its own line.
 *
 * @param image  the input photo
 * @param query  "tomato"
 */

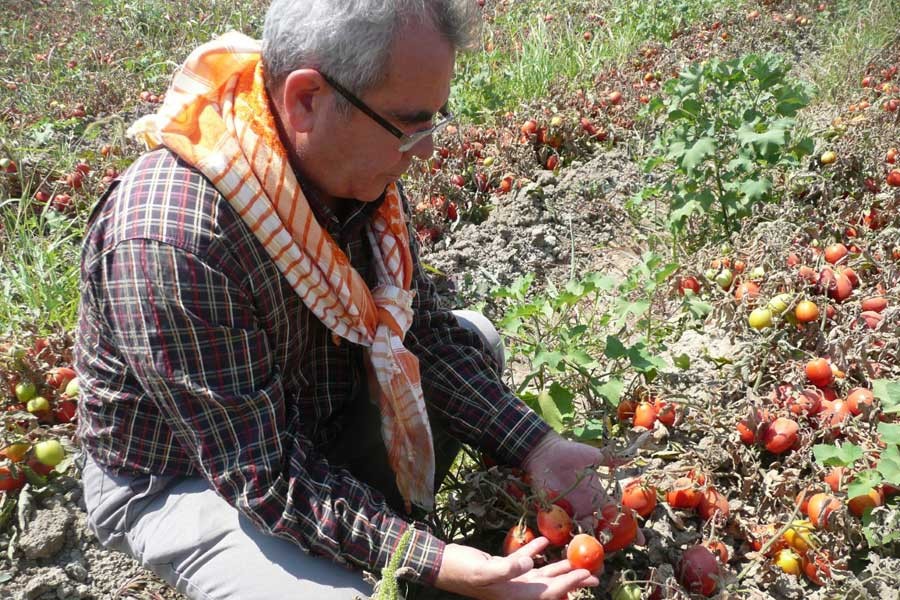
xmin=748 ymin=307 xmax=773 ymax=330
xmin=697 ymin=487 xmax=729 ymax=521
xmin=887 ymin=169 xmax=900 ymax=187
xmin=654 ymin=399 xmax=676 ymax=427
xmin=46 ymin=366 xmax=77 ymax=390
xmin=823 ymin=243 xmax=848 ymax=264
xmin=840 ymin=267 xmax=859 ymax=288
xmin=537 ymin=504 xmax=572 ymax=546
xmin=595 ymin=504 xmax=638 ymax=553
xmin=502 ymin=523 xmax=535 ymax=555
xmin=566 ymin=533 xmax=604 ymax=573
xmin=733 ymin=259 xmax=746 ymax=274
xmin=14 ymin=380 xmax=37 ymax=403
xmin=806 ymin=493 xmax=841 ymax=529
xmin=847 ymin=487 xmax=882 ymax=517
xmin=763 ymin=417 xmax=799 ymax=454
xmin=520 ymin=120 xmax=538 ymax=135
xmin=26 ymin=396 xmax=51 ymax=415
xmin=774 ymin=548 xmax=802 ymax=575
xmin=749 ymin=522 xmax=787 ymax=556
xmin=714 ymin=268 xmax=734 ymax=290
xmin=733 ymin=281 xmax=760 ymax=303
xmin=805 ymin=358 xmax=833 ymax=387
xmin=736 ymin=419 xmax=756 ymax=445
xmin=33 ymin=439 xmax=65 ymax=467
xmin=0 ymin=465 xmax=26 ymax=492
xmin=616 ymin=399 xmax=636 ymax=424
xmin=820 ymin=399 xmax=851 ymax=430
xmin=782 ymin=520 xmax=817 ymax=553
xmin=632 ymin=401 xmax=657 ymax=429
xmin=678 ymin=276 xmax=701 ymax=296
xmin=794 ymin=300 xmax=819 ymax=323
xmin=611 ymin=583 xmax=642 ymax=600
xmin=706 ymin=540 xmax=729 ymax=563
xmin=846 ymin=387 xmax=874 ymax=416
xmin=678 ymin=545 xmax=719 ymax=596
xmin=666 ymin=477 xmax=702 ymax=509
xmin=622 ymin=479 xmax=657 ymax=518
xmin=789 ymin=389 xmax=822 ymax=418
xmin=801 ymin=551 xmax=832 ymax=586
xmin=0 ymin=442 xmax=29 ymax=463
xmin=823 ymin=467 xmax=846 ymax=492
xmin=887 ymin=147 xmax=899 ymax=164
xmin=825 ymin=270 xmax=853 ymax=302
xmin=860 ymin=296 xmax=887 ymax=313
xmin=819 ymin=151 xmax=837 ymax=165
xmin=860 ymin=310 xmax=883 ymax=330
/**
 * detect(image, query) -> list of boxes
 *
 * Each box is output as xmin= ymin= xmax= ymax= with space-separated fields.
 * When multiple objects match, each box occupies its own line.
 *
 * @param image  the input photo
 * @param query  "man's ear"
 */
xmin=281 ymin=69 xmax=327 ymax=133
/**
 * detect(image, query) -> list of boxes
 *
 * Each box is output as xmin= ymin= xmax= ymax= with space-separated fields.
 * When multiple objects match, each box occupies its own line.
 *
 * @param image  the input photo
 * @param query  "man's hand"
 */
xmin=433 ymin=537 xmax=599 ymax=600
xmin=522 ymin=432 xmax=618 ymax=522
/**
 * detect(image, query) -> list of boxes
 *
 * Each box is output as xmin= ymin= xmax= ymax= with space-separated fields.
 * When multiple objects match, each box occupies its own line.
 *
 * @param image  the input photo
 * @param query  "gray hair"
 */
xmin=262 ymin=0 xmax=479 ymax=108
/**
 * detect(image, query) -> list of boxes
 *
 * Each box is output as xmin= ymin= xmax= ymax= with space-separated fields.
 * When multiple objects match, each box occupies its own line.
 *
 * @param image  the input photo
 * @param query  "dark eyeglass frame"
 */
xmin=319 ymin=71 xmax=454 ymax=152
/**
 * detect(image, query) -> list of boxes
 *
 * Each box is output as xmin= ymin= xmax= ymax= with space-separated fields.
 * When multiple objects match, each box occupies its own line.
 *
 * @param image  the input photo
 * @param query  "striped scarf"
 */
xmin=128 ymin=31 xmax=435 ymax=512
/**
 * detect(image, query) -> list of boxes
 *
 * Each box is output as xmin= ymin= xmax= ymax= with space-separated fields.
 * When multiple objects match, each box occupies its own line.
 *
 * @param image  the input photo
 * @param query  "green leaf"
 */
xmin=564 ymin=348 xmax=598 ymax=369
xmin=548 ymin=382 xmax=575 ymax=419
xmin=572 ymin=419 xmax=605 ymax=441
xmin=848 ymin=469 xmax=882 ymax=501
xmin=681 ymin=137 xmax=716 ymax=172
xmin=595 ymin=377 xmax=624 ymax=405
xmin=685 ymin=296 xmax=713 ymax=319
xmin=626 ymin=342 xmax=667 ymax=373
xmin=674 ymin=353 xmax=691 ymax=370
xmin=873 ymin=379 xmax=900 ymax=414
xmin=878 ymin=422 xmax=900 ymax=445
xmin=604 ymin=336 xmax=627 ymax=359
xmin=537 ymin=389 xmax=564 ymax=432
xmin=740 ymin=177 xmax=773 ymax=203
xmin=812 ymin=443 xmax=864 ymax=467
xmin=533 ymin=348 xmax=565 ymax=372
xmin=877 ymin=445 xmax=900 ymax=485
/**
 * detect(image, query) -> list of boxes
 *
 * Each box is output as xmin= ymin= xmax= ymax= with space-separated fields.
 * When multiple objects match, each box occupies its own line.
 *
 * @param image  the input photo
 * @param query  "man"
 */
xmin=76 ymin=1 xmax=617 ymax=598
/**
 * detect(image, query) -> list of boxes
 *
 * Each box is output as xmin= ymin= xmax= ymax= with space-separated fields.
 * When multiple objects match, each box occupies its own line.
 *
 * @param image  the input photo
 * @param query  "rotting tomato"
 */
xmin=536 ymin=503 xmax=573 ymax=546
xmin=566 ymin=533 xmax=604 ymax=574
xmin=46 ymin=366 xmax=77 ymax=390
xmin=622 ymin=479 xmax=657 ymax=518
xmin=774 ymin=548 xmax=802 ymax=575
xmin=807 ymin=493 xmax=841 ymax=529
xmin=697 ymin=487 xmax=730 ymax=521
xmin=706 ymin=540 xmax=729 ymax=563
xmin=595 ymin=504 xmax=638 ymax=553
xmin=502 ymin=522 xmax=535 ymax=555
xmin=653 ymin=399 xmax=676 ymax=427
xmin=616 ymin=399 xmax=637 ymax=424
xmin=801 ymin=551 xmax=832 ymax=586
xmin=678 ymin=545 xmax=719 ymax=596
xmin=846 ymin=388 xmax=874 ymax=416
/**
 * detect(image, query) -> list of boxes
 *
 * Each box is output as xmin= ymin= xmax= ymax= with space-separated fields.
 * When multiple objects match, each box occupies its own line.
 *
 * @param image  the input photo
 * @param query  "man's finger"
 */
xmin=541 ymin=568 xmax=599 ymax=599
xmin=535 ymin=558 xmax=576 ymax=578
xmin=508 ymin=536 xmax=550 ymax=559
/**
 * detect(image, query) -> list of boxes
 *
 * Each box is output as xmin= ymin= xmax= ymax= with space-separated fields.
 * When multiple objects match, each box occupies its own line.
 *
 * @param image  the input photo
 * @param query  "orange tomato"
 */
xmin=823 ymin=243 xmax=848 ymax=264
xmin=805 ymin=358 xmax=833 ymax=387
xmin=566 ymin=533 xmax=605 ymax=573
xmin=847 ymin=487 xmax=883 ymax=517
xmin=622 ymin=479 xmax=658 ymax=518
xmin=846 ymin=388 xmax=874 ymax=416
xmin=595 ymin=504 xmax=638 ymax=553
xmin=807 ymin=493 xmax=841 ymax=529
xmin=633 ymin=401 xmax=657 ymax=429
xmin=763 ymin=417 xmax=799 ymax=454
xmin=794 ymin=300 xmax=819 ymax=323
xmin=666 ymin=477 xmax=702 ymax=509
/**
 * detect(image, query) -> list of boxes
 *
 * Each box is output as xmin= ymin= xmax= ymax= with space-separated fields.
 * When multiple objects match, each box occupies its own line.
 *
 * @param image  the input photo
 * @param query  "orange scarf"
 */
xmin=128 ymin=31 xmax=435 ymax=512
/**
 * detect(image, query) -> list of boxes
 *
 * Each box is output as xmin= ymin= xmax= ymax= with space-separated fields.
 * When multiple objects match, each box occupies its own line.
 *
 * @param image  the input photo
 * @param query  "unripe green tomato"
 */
xmin=714 ymin=268 xmax=734 ymax=290
xmin=64 ymin=377 xmax=80 ymax=398
xmin=482 ymin=156 xmax=495 ymax=168
xmin=748 ymin=308 xmax=774 ymax=330
xmin=33 ymin=439 xmax=65 ymax=467
xmin=26 ymin=396 xmax=50 ymax=414
xmin=767 ymin=293 xmax=793 ymax=315
xmin=749 ymin=266 xmax=766 ymax=280
xmin=15 ymin=381 xmax=37 ymax=403
xmin=612 ymin=583 xmax=643 ymax=600
xmin=704 ymin=268 xmax=719 ymax=281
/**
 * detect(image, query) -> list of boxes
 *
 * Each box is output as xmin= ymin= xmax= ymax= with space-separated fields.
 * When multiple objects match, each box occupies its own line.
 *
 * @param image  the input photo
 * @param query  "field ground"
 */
xmin=1 ymin=0 xmax=900 ymax=598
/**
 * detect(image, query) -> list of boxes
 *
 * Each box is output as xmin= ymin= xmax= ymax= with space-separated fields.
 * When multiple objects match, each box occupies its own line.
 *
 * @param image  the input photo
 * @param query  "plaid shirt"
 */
xmin=75 ymin=148 xmax=550 ymax=584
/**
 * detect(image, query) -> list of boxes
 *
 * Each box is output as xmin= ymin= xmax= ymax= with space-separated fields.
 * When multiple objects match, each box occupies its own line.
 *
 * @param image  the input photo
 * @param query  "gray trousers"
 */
xmin=81 ymin=310 xmax=504 ymax=600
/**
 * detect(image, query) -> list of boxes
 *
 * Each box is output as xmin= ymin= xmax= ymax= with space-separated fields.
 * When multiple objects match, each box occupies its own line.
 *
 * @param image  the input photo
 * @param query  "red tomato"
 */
xmin=566 ymin=533 xmax=605 ymax=573
xmin=847 ymin=487 xmax=883 ymax=517
xmin=595 ymin=504 xmax=638 ymax=553
xmin=502 ymin=523 xmax=535 ymax=555
xmin=823 ymin=243 xmax=848 ymax=264
xmin=801 ymin=551 xmax=832 ymax=586
xmin=0 ymin=465 xmax=26 ymax=492
xmin=698 ymin=487 xmax=730 ymax=521
xmin=678 ymin=276 xmax=701 ymax=296
xmin=860 ymin=296 xmax=888 ymax=313
xmin=763 ymin=417 xmax=799 ymax=454
xmin=846 ymin=388 xmax=874 ymax=416
xmin=678 ymin=545 xmax=719 ymax=596
xmin=805 ymin=358 xmax=833 ymax=387
xmin=654 ymin=399 xmax=677 ymax=427
xmin=46 ymin=366 xmax=77 ymax=390
xmin=666 ymin=477 xmax=702 ymax=509
xmin=807 ymin=493 xmax=841 ymax=529
xmin=537 ymin=504 xmax=573 ymax=546
xmin=823 ymin=467 xmax=846 ymax=492
xmin=621 ymin=479 xmax=657 ymax=518
xmin=616 ymin=399 xmax=636 ymax=424
xmin=54 ymin=399 xmax=77 ymax=423
xmin=887 ymin=169 xmax=900 ymax=187
xmin=706 ymin=540 xmax=729 ymax=563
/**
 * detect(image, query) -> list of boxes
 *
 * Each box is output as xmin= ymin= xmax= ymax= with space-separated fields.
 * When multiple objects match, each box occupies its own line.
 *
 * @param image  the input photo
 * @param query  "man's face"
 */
xmin=292 ymin=20 xmax=455 ymax=204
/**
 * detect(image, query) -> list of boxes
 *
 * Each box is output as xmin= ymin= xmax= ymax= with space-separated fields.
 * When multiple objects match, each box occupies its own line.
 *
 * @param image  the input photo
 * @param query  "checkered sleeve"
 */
xmin=96 ymin=238 xmax=445 ymax=584
xmin=400 ymin=207 xmax=551 ymax=467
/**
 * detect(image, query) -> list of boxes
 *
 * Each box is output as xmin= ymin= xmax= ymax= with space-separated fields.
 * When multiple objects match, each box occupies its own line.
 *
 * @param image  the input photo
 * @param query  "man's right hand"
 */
xmin=433 ymin=537 xmax=599 ymax=600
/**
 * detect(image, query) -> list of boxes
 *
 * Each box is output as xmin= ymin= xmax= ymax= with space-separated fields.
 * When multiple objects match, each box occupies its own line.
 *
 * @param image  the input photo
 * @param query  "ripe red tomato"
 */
xmin=887 ymin=169 xmax=900 ymax=187
xmin=805 ymin=358 xmax=833 ymax=387
xmin=806 ymin=493 xmax=841 ymax=529
xmin=502 ymin=523 xmax=535 ymax=555
xmin=653 ymin=399 xmax=677 ymax=427
xmin=621 ymin=479 xmax=657 ymax=518
xmin=46 ymin=366 xmax=77 ymax=390
xmin=678 ymin=276 xmax=701 ymax=296
xmin=697 ymin=487 xmax=730 ymax=521
xmin=846 ymin=388 xmax=874 ymax=416
xmin=763 ymin=417 xmax=799 ymax=454
xmin=860 ymin=296 xmax=887 ymax=313
xmin=54 ymin=399 xmax=77 ymax=423
xmin=666 ymin=477 xmax=702 ymax=509
xmin=801 ymin=551 xmax=832 ymax=586
xmin=706 ymin=540 xmax=729 ymax=563
xmin=823 ymin=467 xmax=846 ymax=492
xmin=0 ymin=466 xmax=26 ymax=492
xmin=537 ymin=504 xmax=573 ymax=546
xmin=678 ymin=545 xmax=719 ymax=596
xmin=567 ymin=533 xmax=604 ymax=573
xmin=823 ymin=243 xmax=848 ymax=264
xmin=736 ymin=419 xmax=756 ymax=445
xmin=633 ymin=401 xmax=657 ymax=429
xmin=794 ymin=300 xmax=819 ymax=323
xmin=595 ymin=504 xmax=638 ymax=553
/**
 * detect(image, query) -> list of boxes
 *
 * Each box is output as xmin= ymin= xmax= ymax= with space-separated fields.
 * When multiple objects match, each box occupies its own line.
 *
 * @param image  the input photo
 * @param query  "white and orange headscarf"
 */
xmin=128 ymin=31 xmax=435 ymax=512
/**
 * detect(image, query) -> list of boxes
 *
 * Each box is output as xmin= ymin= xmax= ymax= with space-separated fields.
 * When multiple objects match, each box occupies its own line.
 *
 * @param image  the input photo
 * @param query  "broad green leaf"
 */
xmin=548 ymin=382 xmax=575 ymax=419
xmin=740 ymin=177 xmax=773 ymax=203
xmin=537 ymin=389 xmax=564 ymax=432
xmin=848 ymin=469 xmax=882 ymax=501
xmin=674 ymin=353 xmax=691 ymax=370
xmin=565 ymin=348 xmax=597 ymax=369
xmin=873 ymin=379 xmax=900 ymax=414
xmin=604 ymin=336 xmax=627 ymax=359
xmin=878 ymin=422 xmax=900 ymax=445
xmin=533 ymin=348 xmax=565 ymax=371
xmin=878 ymin=445 xmax=900 ymax=485
xmin=572 ymin=419 xmax=605 ymax=441
xmin=626 ymin=342 xmax=667 ymax=373
xmin=595 ymin=377 xmax=624 ymax=405
xmin=685 ymin=296 xmax=713 ymax=319
xmin=681 ymin=137 xmax=716 ymax=172
xmin=812 ymin=443 xmax=864 ymax=467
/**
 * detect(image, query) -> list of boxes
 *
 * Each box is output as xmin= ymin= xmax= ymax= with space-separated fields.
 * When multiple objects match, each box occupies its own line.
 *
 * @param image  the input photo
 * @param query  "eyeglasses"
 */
xmin=319 ymin=71 xmax=454 ymax=152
